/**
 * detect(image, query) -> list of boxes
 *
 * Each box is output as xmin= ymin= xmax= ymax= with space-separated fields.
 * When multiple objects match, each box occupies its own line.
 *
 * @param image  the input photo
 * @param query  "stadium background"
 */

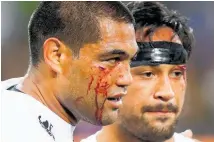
xmin=1 ymin=1 xmax=214 ymax=142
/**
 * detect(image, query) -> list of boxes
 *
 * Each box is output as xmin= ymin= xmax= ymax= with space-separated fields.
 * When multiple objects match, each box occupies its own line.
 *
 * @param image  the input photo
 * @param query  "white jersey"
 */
xmin=1 ymin=78 xmax=76 ymax=142
xmin=81 ymin=131 xmax=99 ymax=142
xmin=173 ymin=132 xmax=195 ymax=142
xmin=81 ymin=131 xmax=195 ymax=142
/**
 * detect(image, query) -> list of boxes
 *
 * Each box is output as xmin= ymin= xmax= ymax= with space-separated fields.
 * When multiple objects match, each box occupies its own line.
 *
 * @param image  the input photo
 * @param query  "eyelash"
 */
xmin=105 ymin=57 xmax=121 ymax=63
xmin=171 ymin=70 xmax=184 ymax=77
xmin=140 ymin=71 xmax=155 ymax=78
xmin=138 ymin=70 xmax=184 ymax=79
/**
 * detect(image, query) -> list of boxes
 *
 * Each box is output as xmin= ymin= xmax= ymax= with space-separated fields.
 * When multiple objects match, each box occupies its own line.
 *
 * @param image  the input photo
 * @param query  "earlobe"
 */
xmin=43 ymin=38 xmax=65 ymax=74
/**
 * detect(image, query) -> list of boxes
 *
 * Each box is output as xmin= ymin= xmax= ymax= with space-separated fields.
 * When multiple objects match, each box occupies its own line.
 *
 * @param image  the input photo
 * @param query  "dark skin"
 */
xmin=16 ymin=18 xmax=138 ymax=126
xmin=94 ymin=27 xmax=199 ymax=142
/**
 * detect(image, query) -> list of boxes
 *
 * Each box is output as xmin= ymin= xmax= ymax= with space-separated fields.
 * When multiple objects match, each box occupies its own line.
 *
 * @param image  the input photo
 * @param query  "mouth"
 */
xmin=106 ymin=94 xmax=124 ymax=109
xmin=147 ymin=111 xmax=172 ymax=113
xmin=107 ymin=93 xmax=124 ymax=101
xmin=145 ymin=111 xmax=175 ymax=117
xmin=107 ymin=97 xmax=122 ymax=101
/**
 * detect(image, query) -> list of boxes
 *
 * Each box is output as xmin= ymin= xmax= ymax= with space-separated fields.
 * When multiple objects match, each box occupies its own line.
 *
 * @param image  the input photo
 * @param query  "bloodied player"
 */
xmin=1 ymin=2 xmax=138 ymax=142
xmin=81 ymin=2 xmax=197 ymax=142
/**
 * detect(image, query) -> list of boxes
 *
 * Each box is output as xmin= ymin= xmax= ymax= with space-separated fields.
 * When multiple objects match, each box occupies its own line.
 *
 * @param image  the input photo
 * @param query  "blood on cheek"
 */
xmin=74 ymin=63 xmax=119 ymax=124
xmin=93 ymin=66 xmax=113 ymax=124
xmin=93 ymin=62 xmax=124 ymax=124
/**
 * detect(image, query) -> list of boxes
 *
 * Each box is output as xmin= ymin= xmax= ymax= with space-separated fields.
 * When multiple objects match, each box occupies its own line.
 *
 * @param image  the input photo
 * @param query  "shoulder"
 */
xmin=174 ymin=133 xmax=195 ymax=142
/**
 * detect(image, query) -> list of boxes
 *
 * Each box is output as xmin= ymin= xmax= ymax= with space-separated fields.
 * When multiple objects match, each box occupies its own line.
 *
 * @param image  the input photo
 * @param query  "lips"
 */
xmin=106 ymin=93 xmax=125 ymax=109
xmin=107 ymin=96 xmax=122 ymax=101
xmin=145 ymin=111 xmax=175 ymax=118
xmin=107 ymin=93 xmax=125 ymax=101
xmin=145 ymin=108 xmax=176 ymax=117
xmin=146 ymin=109 xmax=174 ymax=113
xmin=146 ymin=111 xmax=173 ymax=114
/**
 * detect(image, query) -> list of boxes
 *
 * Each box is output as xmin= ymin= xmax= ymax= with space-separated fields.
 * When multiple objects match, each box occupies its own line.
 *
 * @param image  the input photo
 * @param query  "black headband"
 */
xmin=131 ymin=41 xmax=188 ymax=67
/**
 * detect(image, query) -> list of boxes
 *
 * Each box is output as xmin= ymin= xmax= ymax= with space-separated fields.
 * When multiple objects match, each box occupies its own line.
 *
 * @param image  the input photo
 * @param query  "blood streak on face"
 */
xmin=87 ymin=76 xmax=94 ymax=95
xmin=94 ymin=66 xmax=114 ymax=124
xmin=75 ymin=73 xmax=94 ymax=108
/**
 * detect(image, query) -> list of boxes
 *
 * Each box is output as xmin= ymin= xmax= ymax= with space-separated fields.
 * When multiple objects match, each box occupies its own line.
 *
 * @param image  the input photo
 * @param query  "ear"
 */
xmin=43 ymin=38 xmax=72 ymax=74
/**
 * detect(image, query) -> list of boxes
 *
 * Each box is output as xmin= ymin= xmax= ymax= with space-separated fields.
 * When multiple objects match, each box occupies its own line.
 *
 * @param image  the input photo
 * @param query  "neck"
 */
xmin=16 ymin=64 xmax=78 ymax=125
xmin=97 ymin=122 xmax=144 ymax=142
xmin=98 ymin=122 xmax=175 ymax=142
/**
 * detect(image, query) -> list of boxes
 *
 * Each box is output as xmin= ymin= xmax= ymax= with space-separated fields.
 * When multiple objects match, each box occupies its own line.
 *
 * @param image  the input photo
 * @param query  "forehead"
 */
xmin=99 ymin=18 xmax=136 ymax=43
xmin=136 ymin=26 xmax=182 ymax=44
xmin=79 ymin=18 xmax=138 ymax=57
xmin=82 ymin=18 xmax=138 ymax=55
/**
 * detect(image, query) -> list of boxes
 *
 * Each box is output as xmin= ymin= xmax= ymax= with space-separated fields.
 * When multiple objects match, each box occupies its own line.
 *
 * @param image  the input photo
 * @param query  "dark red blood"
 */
xmin=98 ymin=66 xmax=105 ymax=71
xmin=178 ymin=65 xmax=187 ymax=71
xmin=95 ymin=107 xmax=104 ymax=125
xmin=86 ymin=76 xmax=94 ymax=95
xmin=94 ymin=66 xmax=113 ymax=124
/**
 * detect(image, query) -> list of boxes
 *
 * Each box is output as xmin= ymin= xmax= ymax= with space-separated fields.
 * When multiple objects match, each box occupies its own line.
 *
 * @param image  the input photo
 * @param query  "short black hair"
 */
xmin=28 ymin=1 xmax=134 ymax=66
xmin=127 ymin=1 xmax=194 ymax=58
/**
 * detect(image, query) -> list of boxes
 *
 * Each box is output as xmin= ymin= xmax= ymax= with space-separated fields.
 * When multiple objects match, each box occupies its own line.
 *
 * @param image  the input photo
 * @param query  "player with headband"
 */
xmin=81 ymin=2 xmax=198 ymax=142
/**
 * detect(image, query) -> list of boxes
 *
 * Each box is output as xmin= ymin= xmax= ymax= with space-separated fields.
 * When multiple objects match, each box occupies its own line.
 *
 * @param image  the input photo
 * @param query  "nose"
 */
xmin=154 ymin=76 xmax=175 ymax=102
xmin=115 ymin=62 xmax=133 ymax=88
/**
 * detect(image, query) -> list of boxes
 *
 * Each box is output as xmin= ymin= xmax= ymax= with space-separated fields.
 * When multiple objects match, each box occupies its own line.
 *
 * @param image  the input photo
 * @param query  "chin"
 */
xmin=146 ymin=120 xmax=177 ymax=141
xmin=129 ymin=116 xmax=178 ymax=142
xmin=151 ymin=127 xmax=175 ymax=142
xmin=100 ymin=109 xmax=118 ymax=126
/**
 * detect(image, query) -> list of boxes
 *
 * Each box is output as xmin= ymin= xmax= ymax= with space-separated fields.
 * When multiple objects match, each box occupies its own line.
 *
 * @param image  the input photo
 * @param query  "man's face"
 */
xmin=59 ymin=18 xmax=138 ymax=125
xmin=118 ymin=27 xmax=187 ymax=141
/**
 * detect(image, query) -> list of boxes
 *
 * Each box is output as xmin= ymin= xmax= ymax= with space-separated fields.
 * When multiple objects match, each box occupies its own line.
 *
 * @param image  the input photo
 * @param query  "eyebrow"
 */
xmin=99 ymin=49 xmax=130 ymax=58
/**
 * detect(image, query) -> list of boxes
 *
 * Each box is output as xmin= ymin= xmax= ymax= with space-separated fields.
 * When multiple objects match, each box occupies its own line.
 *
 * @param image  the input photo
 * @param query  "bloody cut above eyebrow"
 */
xmin=177 ymin=65 xmax=187 ymax=71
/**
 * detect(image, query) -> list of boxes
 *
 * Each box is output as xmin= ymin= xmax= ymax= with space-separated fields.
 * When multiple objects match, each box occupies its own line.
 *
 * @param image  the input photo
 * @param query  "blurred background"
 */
xmin=1 ymin=1 xmax=214 ymax=142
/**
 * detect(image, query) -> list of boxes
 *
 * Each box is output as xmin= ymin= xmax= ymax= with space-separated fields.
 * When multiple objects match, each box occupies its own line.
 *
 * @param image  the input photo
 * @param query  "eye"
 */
xmin=171 ymin=70 xmax=184 ymax=78
xmin=141 ymin=71 xmax=155 ymax=78
xmin=106 ymin=57 xmax=121 ymax=64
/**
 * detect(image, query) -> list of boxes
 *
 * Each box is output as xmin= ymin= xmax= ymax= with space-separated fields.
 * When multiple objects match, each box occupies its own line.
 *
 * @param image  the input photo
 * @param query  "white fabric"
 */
xmin=81 ymin=132 xmax=195 ymax=142
xmin=1 ymin=78 xmax=75 ymax=142
xmin=173 ymin=132 xmax=195 ymax=142
xmin=80 ymin=131 xmax=99 ymax=142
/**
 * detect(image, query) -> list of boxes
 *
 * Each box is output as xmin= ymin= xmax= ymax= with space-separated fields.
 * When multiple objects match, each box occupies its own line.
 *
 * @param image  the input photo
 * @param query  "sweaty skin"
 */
xmin=16 ymin=18 xmax=138 ymax=126
xmin=94 ymin=26 xmax=188 ymax=142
